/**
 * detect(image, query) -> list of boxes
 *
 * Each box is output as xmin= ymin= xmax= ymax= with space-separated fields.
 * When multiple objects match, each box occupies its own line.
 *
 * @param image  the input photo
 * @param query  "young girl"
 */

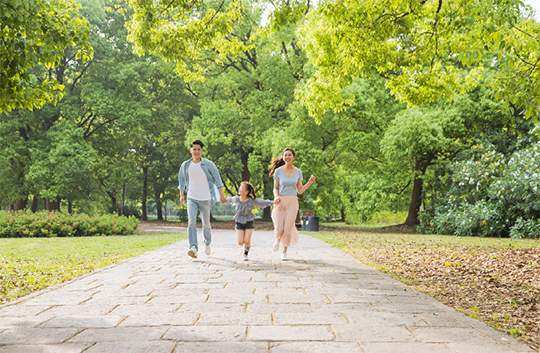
xmin=226 ymin=181 xmax=280 ymax=261
xmin=269 ymin=148 xmax=316 ymax=261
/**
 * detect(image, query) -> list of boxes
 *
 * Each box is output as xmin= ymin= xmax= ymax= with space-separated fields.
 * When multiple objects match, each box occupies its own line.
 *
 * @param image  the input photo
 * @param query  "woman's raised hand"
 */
xmin=309 ymin=175 xmax=316 ymax=184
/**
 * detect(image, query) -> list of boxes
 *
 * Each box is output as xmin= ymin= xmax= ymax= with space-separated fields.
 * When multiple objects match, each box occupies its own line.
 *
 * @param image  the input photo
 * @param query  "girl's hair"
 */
xmin=240 ymin=181 xmax=257 ymax=199
xmin=268 ymin=148 xmax=295 ymax=176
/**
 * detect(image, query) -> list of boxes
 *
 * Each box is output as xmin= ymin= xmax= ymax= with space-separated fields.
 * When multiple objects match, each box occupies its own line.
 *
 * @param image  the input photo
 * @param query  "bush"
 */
xmin=419 ymin=143 xmax=540 ymax=239
xmin=0 ymin=210 xmax=139 ymax=238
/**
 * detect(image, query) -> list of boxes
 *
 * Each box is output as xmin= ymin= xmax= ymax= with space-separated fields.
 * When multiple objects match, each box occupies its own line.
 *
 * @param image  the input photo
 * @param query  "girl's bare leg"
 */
xmin=283 ymin=246 xmax=288 ymax=253
xmin=275 ymin=231 xmax=283 ymax=242
xmin=237 ymin=230 xmax=245 ymax=246
xmin=244 ymin=229 xmax=254 ymax=248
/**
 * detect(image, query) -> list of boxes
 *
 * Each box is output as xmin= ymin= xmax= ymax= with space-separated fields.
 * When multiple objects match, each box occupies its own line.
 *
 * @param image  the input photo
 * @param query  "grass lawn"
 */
xmin=0 ymin=230 xmax=186 ymax=304
xmin=311 ymin=226 xmax=540 ymax=351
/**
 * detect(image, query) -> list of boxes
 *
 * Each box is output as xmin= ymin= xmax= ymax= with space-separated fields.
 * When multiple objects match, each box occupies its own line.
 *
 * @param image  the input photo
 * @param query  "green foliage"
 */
xmin=126 ymin=0 xmax=249 ymax=82
xmin=0 ymin=0 xmax=93 ymax=112
xmin=0 ymin=210 xmax=139 ymax=238
xmin=419 ymin=137 xmax=540 ymax=239
xmin=295 ymin=0 xmax=540 ymax=121
xmin=0 ymin=232 xmax=185 ymax=303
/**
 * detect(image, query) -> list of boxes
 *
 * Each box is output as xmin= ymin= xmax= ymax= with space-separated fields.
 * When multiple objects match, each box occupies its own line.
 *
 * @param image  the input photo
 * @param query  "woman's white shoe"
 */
xmin=272 ymin=239 xmax=280 ymax=252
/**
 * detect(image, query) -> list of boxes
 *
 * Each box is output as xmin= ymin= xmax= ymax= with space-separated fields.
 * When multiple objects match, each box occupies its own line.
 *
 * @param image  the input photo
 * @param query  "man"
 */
xmin=178 ymin=140 xmax=227 ymax=258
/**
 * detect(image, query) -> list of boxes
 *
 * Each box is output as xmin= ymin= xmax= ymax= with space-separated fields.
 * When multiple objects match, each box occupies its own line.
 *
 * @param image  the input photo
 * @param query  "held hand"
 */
xmin=309 ymin=175 xmax=316 ymax=184
xmin=274 ymin=197 xmax=281 ymax=205
xmin=220 ymin=196 xmax=227 ymax=204
xmin=180 ymin=195 xmax=185 ymax=207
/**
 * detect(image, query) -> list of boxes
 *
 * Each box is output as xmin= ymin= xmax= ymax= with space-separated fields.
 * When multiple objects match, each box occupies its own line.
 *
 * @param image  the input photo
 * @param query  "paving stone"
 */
xmin=84 ymin=341 xmax=175 ymax=353
xmin=414 ymin=313 xmax=470 ymax=328
xmin=38 ymin=304 xmax=118 ymax=317
xmin=177 ymin=303 xmax=246 ymax=313
xmin=206 ymin=293 xmax=268 ymax=304
xmin=268 ymin=294 xmax=330 ymax=304
xmin=346 ymin=311 xmax=428 ymax=327
xmin=310 ymin=303 xmax=378 ymax=314
xmin=445 ymin=342 xmax=534 ymax=353
xmin=275 ymin=281 xmax=327 ymax=289
xmin=151 ymin=288 xmax=209 ymax=296
xmin=332 ymin=325 xmax=419 ymax=342
xmin=173 ymin=342 xmax=268 ymax=353
xmin=246 ymin=304 xmax=313 ymax=313
xmin=360 ymin=289 xmax=417 ymax=297
xmin=410 ymin=327 xmax=504 ymax=344
xmin=0 ymin=343 xmax=91 ymax=353
xmin=0 ymin=317 xmax=48 ymax=328
xmin=463 ymin=319 xmax=534 ymax=351
xmin=146 ymin=294 xmax=208 ymax=304
xmin=0 ymin=305 xmax=52 ymax=317
xmin=0 ymin=328 xmax=79 ymax=344
xmin=40 ymin=316 xmax=124 ymax=328
xmin=359 ymin=342 xmax=454 ymax=353
xmin=163 ymin=326 xmax=246 ymax=342
xmin=248 ymin=326 xmax=334 ymax=341
xmin=373 ymin=303 xmax=445 ymax=314
xmin=274 ymin=313 xmax=349 ymax=325
xmin=118 ymin=313 xmax=199 ymax=326
xmin=170 ymin=283 xmax=226 ymax=290
xmin=109 ymin=304 xmax=180 ymax=316
xmin=22 ymin=293 xmax=94 ymax=306
xmin=270 ymin=342 xmax=362 ymax=353
xmin=81 ymin=296 xmax=149 ymax=306
xmin=324 ymin=293 xmax=380 ymax=304
xmin=68 ymin=327 xmax=167 ymax=343
xmin=196 ymin=312 xmax=271 ymax=326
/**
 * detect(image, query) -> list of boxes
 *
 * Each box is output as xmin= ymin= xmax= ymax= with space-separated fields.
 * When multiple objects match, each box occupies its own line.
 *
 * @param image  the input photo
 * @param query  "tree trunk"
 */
xmin=14 ymin=198 xmax=27 ymax=211
xmin=262 ymin=207 xmax=272 ymax=221
xmin=46 ymin=198 xmax=60 ymax=211
xmin=241 ymin=149 xmax=252 ymax=182
xmin=156 ymin=192 xmax=163 ymax=221
xmin=261 ymin=172 xmax=273 ymax=221
xmin=110 ymin=193 xmax=118 ymax=215
xmin=404 ymin=160 xmax=429 ymax=227
xmin=31 ymin=197 xmax=39 ymax=213
xmin=142 ymin=166 xmax=148 ymax=221
xmin=68 ymin=200 xmax=73 ymax=214
xmin=340 ymin=208 xmax=346 ymax=222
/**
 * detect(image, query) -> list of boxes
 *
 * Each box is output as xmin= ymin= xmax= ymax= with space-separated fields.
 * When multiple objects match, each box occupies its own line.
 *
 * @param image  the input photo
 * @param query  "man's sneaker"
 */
xmin=242 ymin=253 xmax=249 ymax=261
xmin=281 ymin=252 xmax=288 ymax=261
xmin=188 ymin=246 xmax=198 ymax=258
xmin=272 ymin=239 xmax=280 ymax=252
xmin=205 ymin=245 xmax=211 ymax=256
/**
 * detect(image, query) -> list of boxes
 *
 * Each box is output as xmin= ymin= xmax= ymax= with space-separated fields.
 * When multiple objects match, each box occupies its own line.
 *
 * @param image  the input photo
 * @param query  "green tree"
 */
xmin=0 ymin=0 xmax=93 ymax=112
xmin=185 ymin=14 xmax=305 ymax=209
xmin=295 ymin=0 xmax=539 ymax=119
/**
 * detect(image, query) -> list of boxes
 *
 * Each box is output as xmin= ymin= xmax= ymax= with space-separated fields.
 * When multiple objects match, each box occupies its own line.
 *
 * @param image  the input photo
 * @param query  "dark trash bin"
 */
xmin=301 ymin=216 xmax=319 ymax=232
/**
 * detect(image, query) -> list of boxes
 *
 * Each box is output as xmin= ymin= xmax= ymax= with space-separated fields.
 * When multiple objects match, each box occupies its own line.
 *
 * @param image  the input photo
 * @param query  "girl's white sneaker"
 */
xmin=272 ymin=239 xmax=280 ymax=252
xmin=281 ymin=252 xmax=288 ymax=261
xmin=242 ymin=253 xmax=249 ymax=261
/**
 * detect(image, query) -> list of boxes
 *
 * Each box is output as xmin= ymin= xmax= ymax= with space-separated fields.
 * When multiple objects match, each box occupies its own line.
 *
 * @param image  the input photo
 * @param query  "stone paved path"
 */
xmin=0 ymin=228 xmax=533 ymax=353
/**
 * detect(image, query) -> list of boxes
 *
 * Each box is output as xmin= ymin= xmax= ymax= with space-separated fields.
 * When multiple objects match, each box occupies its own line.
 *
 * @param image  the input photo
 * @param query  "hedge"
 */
xmin=0 ymin=210 xmax=139 ymax=238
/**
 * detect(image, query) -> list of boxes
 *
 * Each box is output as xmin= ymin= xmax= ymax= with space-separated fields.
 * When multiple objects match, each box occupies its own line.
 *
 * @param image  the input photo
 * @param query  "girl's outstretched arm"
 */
xmin=253 ymin=198 xmax=275 ymax=208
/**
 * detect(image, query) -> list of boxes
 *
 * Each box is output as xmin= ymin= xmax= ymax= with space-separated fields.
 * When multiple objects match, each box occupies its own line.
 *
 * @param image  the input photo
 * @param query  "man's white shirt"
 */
xmin=187 ymin=161 xmax=211 ymax=201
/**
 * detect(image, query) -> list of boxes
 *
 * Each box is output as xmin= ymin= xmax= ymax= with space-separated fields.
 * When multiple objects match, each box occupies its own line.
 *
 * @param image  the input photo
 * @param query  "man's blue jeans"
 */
xmin=187 ymin=198 xmax=212 ymax=250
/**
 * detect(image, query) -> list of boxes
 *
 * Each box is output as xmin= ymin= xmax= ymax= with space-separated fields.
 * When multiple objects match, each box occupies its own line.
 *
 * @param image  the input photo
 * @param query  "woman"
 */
xmin=269 ymin=148 xmax=316 ymax=261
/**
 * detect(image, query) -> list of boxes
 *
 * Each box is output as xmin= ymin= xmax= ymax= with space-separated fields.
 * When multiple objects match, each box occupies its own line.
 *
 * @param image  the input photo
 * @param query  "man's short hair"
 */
xmin=190 ymin=140 xmax=204 ymax=148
